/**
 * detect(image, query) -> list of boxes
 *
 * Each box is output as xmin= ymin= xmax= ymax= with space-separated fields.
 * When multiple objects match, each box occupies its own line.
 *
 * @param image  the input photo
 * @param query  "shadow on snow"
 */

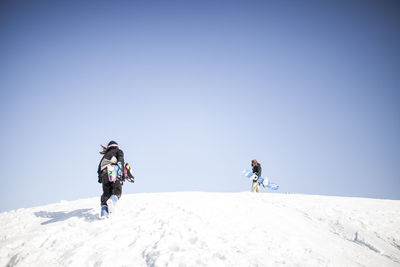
xmin=34 ymin=209 xmax=98 ymax=225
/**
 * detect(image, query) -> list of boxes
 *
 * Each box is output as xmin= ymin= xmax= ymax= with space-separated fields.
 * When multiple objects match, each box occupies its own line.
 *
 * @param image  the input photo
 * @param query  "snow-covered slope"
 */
xmin=1 ymin=192 xmax=399 ymax=267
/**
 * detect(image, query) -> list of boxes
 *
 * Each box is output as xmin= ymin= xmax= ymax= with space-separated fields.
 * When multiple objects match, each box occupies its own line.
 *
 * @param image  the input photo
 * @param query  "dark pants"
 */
xmin=100 ymin=171 xmax=122 ymax=206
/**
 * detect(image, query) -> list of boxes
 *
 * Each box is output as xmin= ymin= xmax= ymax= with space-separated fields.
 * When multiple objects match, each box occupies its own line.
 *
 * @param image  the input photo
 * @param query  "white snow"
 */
xmin=1 ymin=192 xmax=399 ymax=267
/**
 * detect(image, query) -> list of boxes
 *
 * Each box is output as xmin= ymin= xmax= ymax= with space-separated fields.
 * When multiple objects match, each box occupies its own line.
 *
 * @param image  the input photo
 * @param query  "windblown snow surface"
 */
xmin=1 ymin=192 xmax=399 ymax=267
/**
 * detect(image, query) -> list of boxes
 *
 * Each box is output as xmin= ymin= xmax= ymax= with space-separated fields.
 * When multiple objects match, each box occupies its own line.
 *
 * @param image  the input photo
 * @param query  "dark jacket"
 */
xmin=252 ymin=163 xmax=262 ymax=178
xmin=97 ymin=147 xmax=125 ymax=182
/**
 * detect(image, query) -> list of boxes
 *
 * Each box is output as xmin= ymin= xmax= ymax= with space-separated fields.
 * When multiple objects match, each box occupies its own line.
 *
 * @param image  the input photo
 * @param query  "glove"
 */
xmin=253 ymin=175 xmax=258 ymax=182
xmin=98 ymin=176 xmax=102 ymax=184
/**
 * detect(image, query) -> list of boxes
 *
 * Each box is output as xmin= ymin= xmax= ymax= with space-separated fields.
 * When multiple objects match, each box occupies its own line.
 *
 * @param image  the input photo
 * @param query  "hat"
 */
xmin=107 ymin=141 xmax=119 ymax=148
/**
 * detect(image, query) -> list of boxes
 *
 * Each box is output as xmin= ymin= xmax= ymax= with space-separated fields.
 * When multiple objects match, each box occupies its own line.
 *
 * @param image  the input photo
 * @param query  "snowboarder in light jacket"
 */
xmin=97 ymin=141 xmax=125 ymax=217
xmin=251 ymin=159 xmax=262 ymax=193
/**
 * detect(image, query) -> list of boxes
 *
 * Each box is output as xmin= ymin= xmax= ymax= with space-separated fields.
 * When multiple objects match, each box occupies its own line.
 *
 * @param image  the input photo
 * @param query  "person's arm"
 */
xmin=97 ymin=156 xmax=103 ymax=183
xmin=255 ymin=165 xmax=261 ymax=177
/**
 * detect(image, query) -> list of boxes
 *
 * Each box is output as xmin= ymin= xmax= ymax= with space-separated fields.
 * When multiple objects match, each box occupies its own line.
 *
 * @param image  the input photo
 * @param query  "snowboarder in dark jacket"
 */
xmin=97 ymin=140 xmax=125 ymax=217
xmin=251 ymin=159 xmax=262 ymax=193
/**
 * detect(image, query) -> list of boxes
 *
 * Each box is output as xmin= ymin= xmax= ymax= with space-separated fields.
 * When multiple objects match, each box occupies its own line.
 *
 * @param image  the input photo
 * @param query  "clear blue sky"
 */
xmin=1 ymin=0 xmax=399 ymax=212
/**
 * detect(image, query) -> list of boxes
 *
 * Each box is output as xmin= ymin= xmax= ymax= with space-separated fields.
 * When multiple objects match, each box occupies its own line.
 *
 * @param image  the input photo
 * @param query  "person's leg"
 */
xmin=107 ymin=180 xmax=123 ymax=214
xmin=101 ymin=175 xmax=112 ymax=206
xmin=251 ymin=181 xmax=257 ymax=192
xmin=112 ymin=180 xmax=123 ymax=199
xmin=100 ymin=173 xmax=112 ymax=217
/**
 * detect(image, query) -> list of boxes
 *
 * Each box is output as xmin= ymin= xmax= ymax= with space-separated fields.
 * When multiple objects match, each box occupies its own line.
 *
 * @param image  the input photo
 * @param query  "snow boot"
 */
xmin=106 ymin=195 xmax=119 ymax=215
xmin=100 ymin=205 xmax=109 ymax=219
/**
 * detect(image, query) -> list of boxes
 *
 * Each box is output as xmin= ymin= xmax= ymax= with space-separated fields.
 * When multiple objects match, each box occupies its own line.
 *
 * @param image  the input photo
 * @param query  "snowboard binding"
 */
xmin=124 ymin=163 xmax=135 ymax=183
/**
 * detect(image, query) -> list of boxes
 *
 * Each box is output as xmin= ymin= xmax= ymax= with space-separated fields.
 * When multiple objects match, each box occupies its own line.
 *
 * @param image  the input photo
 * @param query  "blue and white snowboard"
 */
xmin=242 ymin=170 xmax=279 ymax=190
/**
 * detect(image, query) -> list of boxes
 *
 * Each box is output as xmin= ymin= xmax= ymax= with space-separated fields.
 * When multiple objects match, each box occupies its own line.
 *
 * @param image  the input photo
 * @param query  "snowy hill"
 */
xmin=1 ymin=192 xmax=399 ymax=267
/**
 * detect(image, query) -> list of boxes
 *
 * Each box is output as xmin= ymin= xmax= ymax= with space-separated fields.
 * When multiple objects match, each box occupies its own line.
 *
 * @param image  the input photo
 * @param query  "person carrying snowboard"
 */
xmin=250 ymin=159 xmax=262 ymax=193
xmin=97 ymin=141 xmax=125 ymax=218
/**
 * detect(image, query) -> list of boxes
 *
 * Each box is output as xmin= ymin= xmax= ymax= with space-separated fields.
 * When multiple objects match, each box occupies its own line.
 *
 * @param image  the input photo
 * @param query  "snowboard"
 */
xmin=107 ymin=162 xmax=135 ymax=183
xmin=242 ymin=170 xmax=279 ymax=190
